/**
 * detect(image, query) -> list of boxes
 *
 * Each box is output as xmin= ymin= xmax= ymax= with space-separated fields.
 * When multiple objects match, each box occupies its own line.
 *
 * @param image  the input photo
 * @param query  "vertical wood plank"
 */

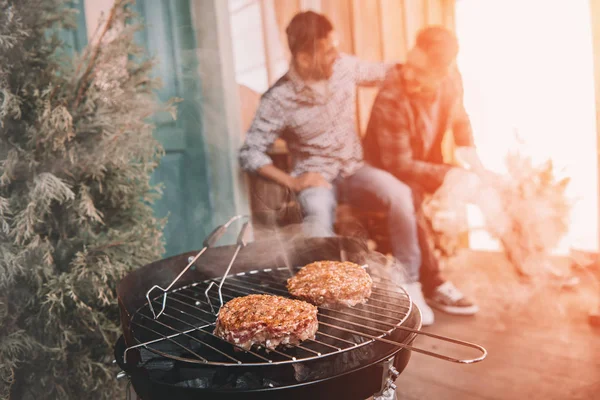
xmin=273 ymin=0 xmax=301 ymax=39
xmin=300 ymin=0 xmax=322 ymax=11
xmin=379 ymin=0 xmax=408 ymax=61
xmin=273 ymin=0 xmax=301 ymax=25
xmin=270 ymin=0 xmax=301 ymax=71
xmin=403 ymin=0 xmax=425 ymax=46
xmin=441 ymin=0 xmax=456 ymax=31
xmin=320 ymin=0 xmax=354 ymax=54
xmin=350 ymin=0 xmax=383 ymax=136
xmin=350 ymin=0 xmax=382 ymax=61
xmin=590 ymin=0 xmax=600 ymax=252
xmin=424 ymin=0 xmax=444 ymax=25
xmin=260 ymin=0 xmax=275 ymax=84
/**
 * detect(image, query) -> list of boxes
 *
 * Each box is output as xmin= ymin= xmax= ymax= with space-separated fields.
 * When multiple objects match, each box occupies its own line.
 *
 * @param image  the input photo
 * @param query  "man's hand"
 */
xmin=455 ymin=146 xmax=485 ymax=173
xmin=291 ymin=172 xmax=332 ymax=192
xmin=256 ymin=165 xmax=331 ymax=193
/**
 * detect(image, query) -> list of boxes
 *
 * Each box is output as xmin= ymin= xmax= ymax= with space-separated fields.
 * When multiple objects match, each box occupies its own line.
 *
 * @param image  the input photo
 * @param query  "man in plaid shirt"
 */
xmin=240 ymin=11 xmax=470 ymax=325
xmin=363 ymin=26 xmax=480 ymax=316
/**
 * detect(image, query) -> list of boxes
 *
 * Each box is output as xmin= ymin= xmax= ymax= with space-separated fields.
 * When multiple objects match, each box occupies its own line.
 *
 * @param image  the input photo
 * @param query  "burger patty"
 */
xmin=287 ymin=261 xmax=373 ymax=307
xmin=214 ymin=294 xmax=318 ymax=351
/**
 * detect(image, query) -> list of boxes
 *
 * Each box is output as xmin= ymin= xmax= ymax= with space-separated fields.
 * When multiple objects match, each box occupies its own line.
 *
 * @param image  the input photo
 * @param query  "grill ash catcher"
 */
xmin=114 ymin=218 xmax=487 ymax=400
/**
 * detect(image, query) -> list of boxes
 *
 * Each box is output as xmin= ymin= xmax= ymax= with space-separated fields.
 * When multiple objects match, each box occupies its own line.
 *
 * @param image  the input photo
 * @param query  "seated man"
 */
xmin=363 ymin=26 xmax=480 ymax=316
xmin=239 ymin=11 xmax=465 ymax=325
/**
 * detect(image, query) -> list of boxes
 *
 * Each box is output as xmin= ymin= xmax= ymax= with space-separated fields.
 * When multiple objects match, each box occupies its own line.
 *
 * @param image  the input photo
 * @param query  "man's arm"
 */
xmin=239 ymin=95 xmax=330 ymax=192
xmin=344 ymin=54 xmax=393 ymax=87
xmin=451 ymin=69 xmax=475 ymax=148
xmin=239 ymin=94 xmax=290 ymax=185
xmin=450 ymin=69 xmax=485 ymax=172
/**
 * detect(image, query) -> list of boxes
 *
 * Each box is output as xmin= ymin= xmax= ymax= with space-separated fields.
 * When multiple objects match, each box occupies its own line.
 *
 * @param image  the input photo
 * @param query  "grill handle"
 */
xmin=392 ymin=324 xmax=487 ymax=364
xmin=203 ymin=225 xmax=228 ymax=248
xmin=323 ymin=317 xmax=487 ymax=364
xmin=205 ymin=219 xmax=253 ymax=314
xmin=237 ymin=221 xmax=252 ymax=247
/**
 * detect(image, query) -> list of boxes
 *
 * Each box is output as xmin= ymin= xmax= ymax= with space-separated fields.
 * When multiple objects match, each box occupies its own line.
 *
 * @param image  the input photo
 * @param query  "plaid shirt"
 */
xmin=239 ymin=54 xmax=391 ymax=182
xmin=363 ymin=64 xmax=475 ymax=192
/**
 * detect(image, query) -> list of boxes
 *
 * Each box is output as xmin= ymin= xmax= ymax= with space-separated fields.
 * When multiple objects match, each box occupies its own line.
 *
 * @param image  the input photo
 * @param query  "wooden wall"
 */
xmin=590 ymin=0 xmax=600 ymax=252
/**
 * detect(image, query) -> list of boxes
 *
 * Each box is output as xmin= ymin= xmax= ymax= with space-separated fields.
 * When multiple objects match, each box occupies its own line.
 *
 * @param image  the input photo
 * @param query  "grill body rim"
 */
xmin=114 ymin=304 xmax=420 ymax=400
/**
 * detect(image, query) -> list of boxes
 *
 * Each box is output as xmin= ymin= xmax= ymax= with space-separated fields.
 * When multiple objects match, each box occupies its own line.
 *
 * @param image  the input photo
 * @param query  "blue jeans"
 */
xmin=297 ymin=164 xmax=421 ymax=283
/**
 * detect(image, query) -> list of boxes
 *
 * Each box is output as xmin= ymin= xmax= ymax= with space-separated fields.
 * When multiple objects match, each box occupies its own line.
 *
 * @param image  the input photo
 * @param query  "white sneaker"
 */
xmin=401 ymin=282 xmax=434 ymax=326
xmin=425 ymin=281 xmax=479 ymax=316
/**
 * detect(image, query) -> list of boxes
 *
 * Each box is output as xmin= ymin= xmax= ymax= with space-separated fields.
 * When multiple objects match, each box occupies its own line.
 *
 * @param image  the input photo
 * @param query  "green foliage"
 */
xmin=0 ymin=0 xmax=172 ymax=398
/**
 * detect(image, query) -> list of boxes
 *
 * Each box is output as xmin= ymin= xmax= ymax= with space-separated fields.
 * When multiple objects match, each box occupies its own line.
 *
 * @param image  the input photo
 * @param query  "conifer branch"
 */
xmin=73 ymin=0 xmax=121 ymax=108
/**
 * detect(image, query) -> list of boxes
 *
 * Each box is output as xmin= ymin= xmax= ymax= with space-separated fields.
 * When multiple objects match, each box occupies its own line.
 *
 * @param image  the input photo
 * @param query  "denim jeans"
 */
xmin=297 ymin=164 xmax=421 ymax=283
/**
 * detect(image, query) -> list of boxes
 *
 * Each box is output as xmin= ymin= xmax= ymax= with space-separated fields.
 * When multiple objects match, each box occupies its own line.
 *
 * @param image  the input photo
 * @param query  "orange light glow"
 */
xmin=456 ymin=0 xmax=599 ymax=253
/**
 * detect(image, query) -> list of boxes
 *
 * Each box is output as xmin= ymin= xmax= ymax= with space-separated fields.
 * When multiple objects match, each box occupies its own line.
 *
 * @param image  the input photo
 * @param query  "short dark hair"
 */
xmin=415 ymin=26 xmax=459 ymax=68
xmin=285 ymin=11 xmax=333 ymax=57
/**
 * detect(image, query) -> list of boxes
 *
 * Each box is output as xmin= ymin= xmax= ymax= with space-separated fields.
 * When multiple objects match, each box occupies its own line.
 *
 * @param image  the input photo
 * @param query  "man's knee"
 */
xmin=297 ymin=187 xmax=337 ymax=237
xmin=298 ymin=187 xmax=337 ymax=217
xmin=381 ymin=176 xmax=416 ymax=214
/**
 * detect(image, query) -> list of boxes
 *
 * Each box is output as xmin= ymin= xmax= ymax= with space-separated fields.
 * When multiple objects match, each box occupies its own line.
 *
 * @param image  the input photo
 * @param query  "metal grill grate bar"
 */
xmin=296 ymin=345 xmax=322 ymax=356
xmin=371 ymin=289 xmax=408 ymax=304
xmin=131 ymin=321 xmax=209 ymax=362
xmin=149 ymin=302 xmax=273 ymax=363
xmin=269 ymin=347 xmax=297 ymax=360
xmin=316 ymin=331 xmax=358 ymax=346
xmin=166 ymin=292 xmax=219 ymax=318
xmin=137 ymin=313 xmax=242 ymax=364
xmin=353 ymin=300 xmax=407 ymax=315
xmin=310 ymin=337 xmax=342 ymax=351
xmin=318 ymin=314 xmax=388 ymax=334
xmin=372 ymin=284 xmax=411 ymax=297
xmin=169 ymin=291 xmax=218 ymax=313
xmin=125 ymin=321 xmax=214 ymax=360
xmin=157 ymin=295 xmax=214 ymax=322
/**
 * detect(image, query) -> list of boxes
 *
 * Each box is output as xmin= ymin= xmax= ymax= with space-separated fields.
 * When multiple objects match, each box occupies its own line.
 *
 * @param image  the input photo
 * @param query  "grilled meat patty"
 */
xmin=214 ymin=294 xmax=318 ymax=351
xmin=287 ymin=261 xmax=373 ymax=307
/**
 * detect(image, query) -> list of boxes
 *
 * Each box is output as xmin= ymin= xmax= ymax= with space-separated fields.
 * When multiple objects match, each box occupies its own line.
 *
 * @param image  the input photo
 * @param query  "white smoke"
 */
xmin=423 ymin=147 xmax=572 ymax=278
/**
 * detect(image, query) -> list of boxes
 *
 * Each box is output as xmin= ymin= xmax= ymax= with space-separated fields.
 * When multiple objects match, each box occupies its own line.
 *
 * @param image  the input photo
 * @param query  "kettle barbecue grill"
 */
xmin=114 ymin=217 xmax=486 ymax=399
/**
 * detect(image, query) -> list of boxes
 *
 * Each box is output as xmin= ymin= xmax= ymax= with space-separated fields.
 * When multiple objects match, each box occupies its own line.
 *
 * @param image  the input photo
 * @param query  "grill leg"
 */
xmin=371 ymin=387 xmax=397 ymax=400
xmin=372 ymin=357 xmax=399 ymax=400
xmin=124 ymin=380 xmax=141 ymax=400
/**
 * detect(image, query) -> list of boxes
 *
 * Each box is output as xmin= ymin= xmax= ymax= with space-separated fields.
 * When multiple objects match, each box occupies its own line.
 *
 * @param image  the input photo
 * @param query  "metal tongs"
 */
xmin=146 ymin=215 xmax=252 ymax=319
xmin=203 ymin=219 xmax=253 ymax=315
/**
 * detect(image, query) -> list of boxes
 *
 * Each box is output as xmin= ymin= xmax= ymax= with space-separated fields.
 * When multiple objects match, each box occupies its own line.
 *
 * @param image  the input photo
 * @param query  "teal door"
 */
xmin=134 ymin=0 xmax=213 ymax=257
xmin=59 ymin=1 xmax=88 ymax=54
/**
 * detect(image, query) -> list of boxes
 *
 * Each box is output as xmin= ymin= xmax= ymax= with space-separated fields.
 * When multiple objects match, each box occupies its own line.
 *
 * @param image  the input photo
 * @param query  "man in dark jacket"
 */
xmin=363 ymin=26 xmax=480 ymax=316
